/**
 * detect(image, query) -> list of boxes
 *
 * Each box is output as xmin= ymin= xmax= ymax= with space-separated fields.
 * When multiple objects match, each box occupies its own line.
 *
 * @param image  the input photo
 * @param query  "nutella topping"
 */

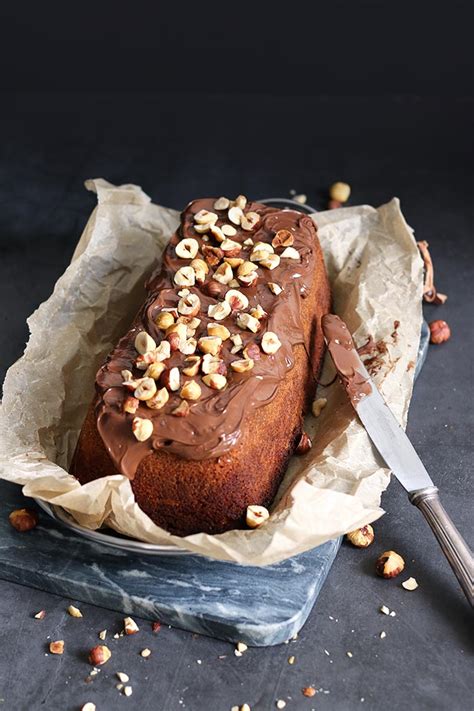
xmin=95 ymin=197 xmax=318 ymax=478
xmin=321 ymin=314 xmax=372 ymax=406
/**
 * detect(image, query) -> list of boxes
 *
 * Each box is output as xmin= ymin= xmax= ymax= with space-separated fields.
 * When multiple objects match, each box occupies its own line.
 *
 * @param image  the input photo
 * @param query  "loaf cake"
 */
xmin=70 ymin=196 xmax=331 ymax=535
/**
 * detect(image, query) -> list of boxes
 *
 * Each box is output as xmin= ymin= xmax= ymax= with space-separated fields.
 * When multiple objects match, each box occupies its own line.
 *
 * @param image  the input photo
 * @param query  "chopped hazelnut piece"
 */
xmin=260 ymin=253 xmax=281 ymax=270
xmin=280 ymin=246 xmax=300 ymax=260
xmin=231 ymin=358 xmax=254 ymax=373
xmin=207 ymin=322 xmax=231 ymax=340
xmin=202 ymin=245 xmax=224 ymax=267
xmin=225 ymin=289 xmax=249 ymax=311
xmin=222 ymin=223 xmax=237 ymax=237
xmin=312 ymin=397 xmax=327 ymax=417
xmin=67 ymin=605 xmax=83 ymax=618
xmin=98 ymin=629 xmax=107 ymax=640
xmin=243 ymin=342 xmax=261 ymax=361
xmin=134 ymin=331 xmax=157 ymax=355
xmin=380 ymin=605 xmax=390 ymax=615
xmin=155 ymin=311 xmax=175 ymax=330
xmin=429 ymin=319 xmax=451 ymax=344
xmin=201 ymin=353 xmax=226 ymax=375
xmin=198 ymin=336 xmax=223 ymax=355
xmin=161 ymin=367 xmax=180 ymax=392
xmin=49 ymin=640 xmax=65 ymax=655
xmin=124 ymin=616 xmax=139 ymax=635
xmin=208 ymin=301 xmax=232 ymax=321
xmin=190 ymin=258 xmax=209 ymax=282
xmin=230 ymin=333 xmax=243 ymax=354
xmin=288 ymin=655 xmax=295 ymax=665
xmin=250 ymin=304 xmax=266 ymax=320
xmin=246 ymin=505 xmax=270 ymax=528
xmin=214 ymin=196 xmax=230 ymax=211
xmin=193 ymin=222 xmax=212 ymax=234
xmin=210 ymin=224 xmax=226 ymax=243
xmin=123 ymin=686 xmax=133 ymax=697
xmin=236 ymin=642 xmax=248 ymax=653
xmin=131 ymin=417 xmax=154 ymax=441
xmin=155 ymin=340 xmax=172 ymax=361
xmin=180 ymin=380 xmax=202 ymax=401
xmin=234 ymin=194 xmax=247 ymax=210
xmin=228 ymin=206 xmax=244 ymax=225
xmin=134 ymin=377 xmax=157 ymax=401
xmin=88 ymin=645 xmax=112 ymax=665
xmin=402 ymin=577 xmax=419 ymax=591
xmin=175 ymin=237 xmax=199 ymax=259
xmin=140 ymin=648 xmax=152 ymax=658
xmin=194 ymin=209 xmax=218 ymax=225
xmin=178 ymin=293 xmax=201 ymax=317
xmin=268 ymin=282 xmax=283 ymax=295
xmin=302 ymin=687 xmax=316 ymax=698
xmin=346 ymin=525 xmax=374 ymax=548
xmin=236 ymin=313 xmax=260 ymax=333
xmin=34 ymin=610 xmax=46 ymax=620
xmin=81 ymin=704 xmax=96 ymax=711
xmin=202 ymin=373 xmax=227 ymax=390
xmin=272 ymin=229 xmax=294 ymax=249
xmin=180 ymin=337 xmax=198 ymax=355
xmin=116 ymin=672 xmax=129 ymax=683
xmin=174 ymin=266 xmax=196 ymax=287
xmin=144 ymin=362 xmax=166 ymax=380
xmin=172 ymin=400 xmax=190 ymax=417
xmin=261 ymin=331 xmax=282 ymax=354
xmin=238 ymin=271 xmax=258 ymax=287
xmin=183 ymin=355 xmax=202 ymax=376
xmin=213 ymin=262 xmax=234 ymax=285
xmin=241 ymin=211 xmax=260 ymax=231
xmin=380 ymin=631 xmax=387 ymax=639
xmin=237 ymin=260 xmax=258 ymax=278
xmin=221 ymin=238 xmax=242 ymax=256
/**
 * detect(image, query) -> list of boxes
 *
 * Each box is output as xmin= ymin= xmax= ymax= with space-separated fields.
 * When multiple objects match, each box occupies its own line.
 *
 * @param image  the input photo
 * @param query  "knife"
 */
xmin=322 ymin=314 xmax=473 ymax=606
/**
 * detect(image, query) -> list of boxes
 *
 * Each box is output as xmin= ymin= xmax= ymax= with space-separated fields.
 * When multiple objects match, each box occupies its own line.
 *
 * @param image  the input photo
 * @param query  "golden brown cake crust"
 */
xmin=70 ymin=197 xmax=331 ymax=535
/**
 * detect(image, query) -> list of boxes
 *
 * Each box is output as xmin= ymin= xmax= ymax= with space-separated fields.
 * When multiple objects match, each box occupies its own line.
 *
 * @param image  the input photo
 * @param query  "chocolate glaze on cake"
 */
xmin=95 ymin=199 xmax=319 ymax=478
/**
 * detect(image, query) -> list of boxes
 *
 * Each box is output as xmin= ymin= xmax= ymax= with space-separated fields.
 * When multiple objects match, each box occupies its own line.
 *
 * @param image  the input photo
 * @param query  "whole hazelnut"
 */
xmin=376 ymin=550 xmax=405 ymax=579
xmin=429 ymin=319 xmax=451 ymax=344
xmin=346 ymin=524 xmax=374 ymax=548
xmin=329 ymin=181 xmax=351 ymax=203
xmin=9 ymin=507 xmax=39 ymax=532
xmin=88 ymin=644 xmax=112 ymax=666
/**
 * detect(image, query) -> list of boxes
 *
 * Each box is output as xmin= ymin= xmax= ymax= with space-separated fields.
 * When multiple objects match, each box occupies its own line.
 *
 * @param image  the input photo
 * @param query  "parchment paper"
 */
xmin=0 ymin=179 xmax=424 ymax=565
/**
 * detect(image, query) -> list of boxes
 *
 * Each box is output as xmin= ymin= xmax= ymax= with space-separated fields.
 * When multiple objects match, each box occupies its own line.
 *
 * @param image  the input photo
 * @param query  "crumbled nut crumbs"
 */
xmin=402 ymin=577 xmax=419 ymax=591
xmin=140 ymin=648 xmax=151 ymax=658
xmin=98 ymin=629 xmax=107 ymax=640
xmin=346 ymin=651 xmax=353 ymax=658
xmin=380 ymin=605 xmax=390 ymax=615
xmin=34 ymin=610 xmax=46 ymax=620
xmin=116 ymin=672 xmax=129 ymax=683
xmin=67 ymin=604 xmax=83 ymax=618
xmin=288 ymin=655 xmax=295 ymax=665
xmin=276 ymin=701 xmax=286 ymax=709
xmin=123 ymin=685 xmax=133 ymax=697
xmin=380 ymin=631 xmax=386 ymax=639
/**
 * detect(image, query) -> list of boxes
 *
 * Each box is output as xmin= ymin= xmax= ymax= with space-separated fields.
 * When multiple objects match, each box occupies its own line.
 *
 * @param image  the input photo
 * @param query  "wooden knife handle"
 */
xmin=409 ymin=486 xmax=473 ymax=607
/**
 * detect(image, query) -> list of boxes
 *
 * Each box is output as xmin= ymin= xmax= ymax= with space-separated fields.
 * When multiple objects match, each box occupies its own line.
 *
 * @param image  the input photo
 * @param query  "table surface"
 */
xmin=0 ymin=92 xmax=473 ymax=711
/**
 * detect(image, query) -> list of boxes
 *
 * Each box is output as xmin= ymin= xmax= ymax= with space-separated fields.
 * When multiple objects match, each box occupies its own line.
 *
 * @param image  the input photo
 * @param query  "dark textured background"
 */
xmin=0 ymin=3 xmax=473 ymax=710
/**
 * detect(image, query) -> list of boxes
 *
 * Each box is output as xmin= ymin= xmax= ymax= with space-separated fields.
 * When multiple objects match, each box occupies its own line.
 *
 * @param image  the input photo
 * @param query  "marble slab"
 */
xmin=0 ymin=481 xmax=341 ymax=646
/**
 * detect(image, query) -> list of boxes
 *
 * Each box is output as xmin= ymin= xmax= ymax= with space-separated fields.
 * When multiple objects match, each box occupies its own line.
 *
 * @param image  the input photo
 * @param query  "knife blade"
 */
xmin=321 ymin=314 xmax=473 ymax=606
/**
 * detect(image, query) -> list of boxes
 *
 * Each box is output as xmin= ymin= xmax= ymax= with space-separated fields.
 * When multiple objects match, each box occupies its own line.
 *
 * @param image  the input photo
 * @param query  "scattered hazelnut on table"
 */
xmin=329 ymin=181 xmax=351 ymax=203
xmin=295 ymin=432 xmax=312 ymax=455
xmin=88 ymin=644 xmax=112 ymax=666
xmin=312 ymin=397 xmax=327 ymax=417
xmin=402 ymin=576 xmax=419 ymax=591
xmin=302 ymin=686 xmax=317 ymax=698
xmin=346 ymin=525 xmax=375 ymax=548
xmin=376 ymin=550 xmax=405 ymax=578
xmin=81 ymin=704 xmax=96 ymax=711
xmin=49 ymin=640 xmax=65 ymax=655
xmin=429 ymin=319 xmax=451 ymax=344
xmin=67 ymin=604 xmax=83 ymax=618
xmin=9 ymin=508 xmax=39 ymax=532
xmin=34 ymin=610 xmax=46 ymax=620
xmin=123 ymin=616 xmax=139 ymax=635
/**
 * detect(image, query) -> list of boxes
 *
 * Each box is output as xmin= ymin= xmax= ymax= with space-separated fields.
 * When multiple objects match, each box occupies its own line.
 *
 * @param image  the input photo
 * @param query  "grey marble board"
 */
xmin=0 ymin=323 xmax=429 ymax=647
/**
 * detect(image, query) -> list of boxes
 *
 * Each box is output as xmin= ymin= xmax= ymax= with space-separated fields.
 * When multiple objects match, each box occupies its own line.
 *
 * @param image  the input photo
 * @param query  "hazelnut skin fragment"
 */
xmin=346 ymin=524 xmax=375 ymax=548
xmin=9 ymin=508 xmax=39 ymax=532
xmin=376 ymin=550 xmax=405 ymax=578
xmin=429 ymin=319 xmax=451 ymax=344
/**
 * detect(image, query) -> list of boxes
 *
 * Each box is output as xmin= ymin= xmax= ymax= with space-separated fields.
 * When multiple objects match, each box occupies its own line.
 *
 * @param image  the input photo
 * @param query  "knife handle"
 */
xmin=409 ymin=486 xmax=473 ymax=607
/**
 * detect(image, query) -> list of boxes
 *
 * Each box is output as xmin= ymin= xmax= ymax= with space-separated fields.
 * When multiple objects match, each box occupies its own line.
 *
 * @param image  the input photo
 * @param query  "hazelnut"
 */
xmin=124 ymin=616 xmax=139 ymax=635
xmin=221 ymin=224 xmax=237 ymax=236
xmin=234 ymin=194 xmax=247 ymax=209
xmin=34 ymin=610 xmax=46 ymax=620
xmin=193 ymin=222 xmax=212 ymax=234
xmin=293 ymin=193 xmax=307 ymax=204
xmin=261 ymin=331 xmax=282 ymax=354
xmin=230 ymin=358 xmax=254 ymax=373
xmin=155 ymin=311 xmax=175 ymax=330
xmin=88 ymin=644 xmax=112 ymax=665
xmin=174 ymin=266 xmax=196 ymax=287
xmin=180 ymin=337 xmax=197 ymax=355
xmin=182 ymin=355 xmax=202 ymax=376
xmin=213 ymin=262 xmax=234 ymax=285
xmin=201 ymin=353 xmax=226 ymax=375
xmin=346 ymin=525 xmax=374 ymax=548
xmin=246 ymin=505 xmax=270 ymax=528
xmin=146 ymin=386 xmax=170 ymax=410
xmin=312 ymin=397 xmax=327 ymax=417
xmin=214 ymin=196 xmax=230 ymax=211
xmin=302 ymin=687 xmax=316 ymax=698
xmin=241 ymin=211 xmax=260 ymax=231
xmin=207 ymin=322 xmax=231 ymax=340
xmin=295 ymin=432 xmax=312 ymax=455
xmin=155 ymin=340 xmax=171 ymax=361
xmin=228 ymin=205 xmax=244 ymax=225
xmin=202 ymin=245 xmax=224 ymax=267
xmin=225 ymin=257 xmax=244 ymax=269
xmin=237 ymin=261 xmax=258 ymax=278
xmin=81 ymin=704 xmax=96 ymax=711
xmin=225 ymin=289 xmax=249 ymax=311
xmin=376 ymin=550 xmax=405 ymax=578
xmin=238 ymin=271 xmax=258 ymax=287
xmin=402 ymin=577 xmax=419 ymax=591
xmin=175 ymin=238 xmax=199 ymax=259
xmin=268 ymin=282 xmax=283 ymax=295
xmin=134 ymin=331 xmax=156 ymax=355
xmin=194 ymin=209 xmax=218 ymax=225
xmin=177 ymin=293 xmax=200 ymax=318
xmin=429 ymin=319 xmax=451 ymax=344
xmin=123 ymin=687 xmax=133 ymax=697
xmin=67 ymin=604 xmax=83 ymax=618
xmin=191 ymin=258 xmax=209 ymax=283
xmin=280 ymin=247 xmax=300 ymax=260
xmin=250 ymin=304 xmax=266 ymax=320
xmin=161 ymin=367 xmax=181 ymax=392
xmin=134 ymin=377 xmax=157 ymax=401
xmin=166 ymin=331 xmax=182 ymax=353
xmin=134 ymin=352 xmax=156 ymax=370
xmin=329 ymin=181 xmax=351 ymax=203
xmin=180 ymin=380 xmax=202 ymax=401
xmin=116 ymin=672 xmax=129 ymax=683
xmin=9 ymin=508 xmax=39 ymax=532
xmin=144 ymin=362 xmax=166 ymax=380
xmin=230 ymin=333 xmax=243 ymax=354
xmin=243 ymin=342 xmax=261 ymax=361
xmin=49 ymin=640 xmax=65 ymax=655
xmin=141 ymin=648 xmax=152 ymax=658
xmin=259 ymin=253 xmax=280 ymax=270
xmin=236 ymin=313 xmax=260 ymax=333
xmin=202 ymin=373 xmax=227 ymax=390
xmin=208 ymin=301 xmax=232 ymax=321
xmin=172 ymin=400 xmax=190 ymax=417
xmin=272 ymin=229 xmax=294 ymax=249
xmin=198 ymin=336 xmax=223 ymax=355
xmin=209 ymin=224 xmax=225 ymax=243
xmin=220 ymin=239 xmax=242 ymax=257
xmin=131 ymin=416 xmax=154 ymax=441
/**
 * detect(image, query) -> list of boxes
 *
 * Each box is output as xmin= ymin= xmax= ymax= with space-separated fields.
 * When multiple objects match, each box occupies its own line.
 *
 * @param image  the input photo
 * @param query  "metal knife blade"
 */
xmin=321 ymin=315 xmax=433 ymax=492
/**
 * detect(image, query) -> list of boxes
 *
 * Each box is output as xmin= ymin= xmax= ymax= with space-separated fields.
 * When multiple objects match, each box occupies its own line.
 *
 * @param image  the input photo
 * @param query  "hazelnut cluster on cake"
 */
xmin=71 ymin=195 xmax=331 ymax=535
